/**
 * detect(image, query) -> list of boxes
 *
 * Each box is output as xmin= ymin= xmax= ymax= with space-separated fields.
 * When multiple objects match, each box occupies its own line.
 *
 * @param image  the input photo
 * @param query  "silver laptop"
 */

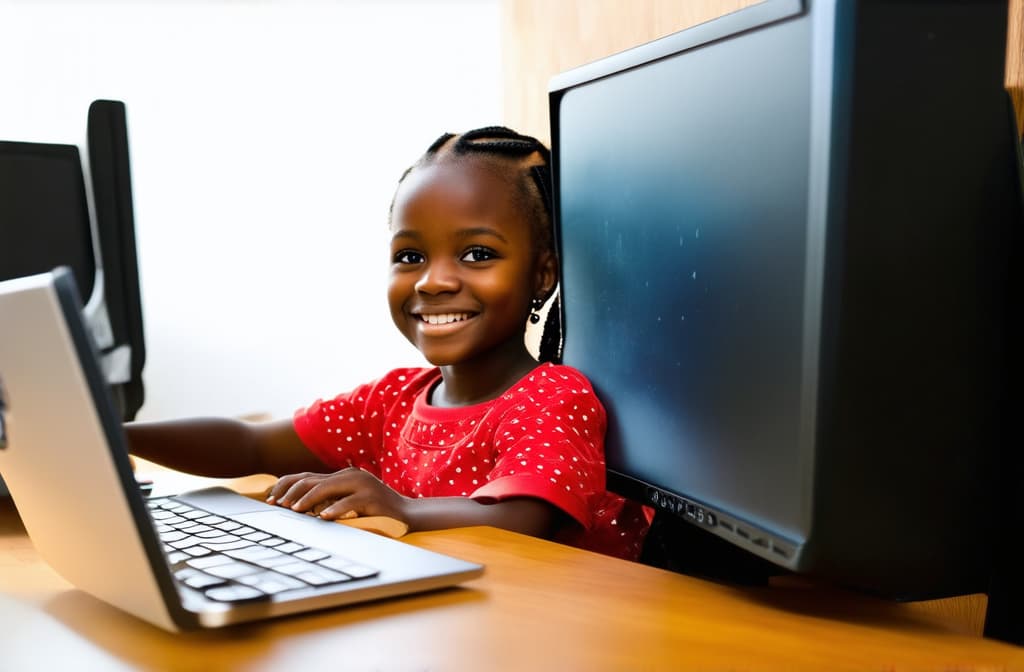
xmin=0 ymin=268 xmax=483 ymax=631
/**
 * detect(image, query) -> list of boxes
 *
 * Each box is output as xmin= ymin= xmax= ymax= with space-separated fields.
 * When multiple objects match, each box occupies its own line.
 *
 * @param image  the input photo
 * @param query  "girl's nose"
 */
xmin=415 ymin=259 xmax=460 ymax=295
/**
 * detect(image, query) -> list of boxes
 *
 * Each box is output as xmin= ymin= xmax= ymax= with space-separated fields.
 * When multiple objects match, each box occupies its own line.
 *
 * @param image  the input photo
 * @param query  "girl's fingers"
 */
xmin=286 ymin=469 xmax=362 ymax=511
xmin=291 ymin=475 xmax=356 ymax=511
xmin=319 ymin=496 xmax=361 ymax=520
xmin=266 ymin=468 xmax=371 ymax=514
xmin=265 ymin=473 xmax=303 ymax=503
xmin=268 ymin=472 xmax=321 ymax=507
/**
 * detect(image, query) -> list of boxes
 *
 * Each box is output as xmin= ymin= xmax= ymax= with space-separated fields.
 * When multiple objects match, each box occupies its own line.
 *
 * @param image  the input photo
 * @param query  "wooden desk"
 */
xmin=1 ymin=496 xmax=1023 ymax=670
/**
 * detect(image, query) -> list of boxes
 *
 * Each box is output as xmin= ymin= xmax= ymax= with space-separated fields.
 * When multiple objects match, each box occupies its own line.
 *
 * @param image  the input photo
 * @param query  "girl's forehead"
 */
xmin=391 ymin=159 xmax=519 ymax=223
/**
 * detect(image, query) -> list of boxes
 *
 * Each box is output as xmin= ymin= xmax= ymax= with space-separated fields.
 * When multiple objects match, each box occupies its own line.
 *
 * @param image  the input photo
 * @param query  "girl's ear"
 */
xmin=534 ymin=250 xmax=558 ymax=301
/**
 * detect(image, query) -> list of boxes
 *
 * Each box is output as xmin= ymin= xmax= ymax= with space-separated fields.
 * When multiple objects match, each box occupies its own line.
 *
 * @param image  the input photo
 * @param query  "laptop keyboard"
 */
xmin=147 ymin=497 xmax=380 ymax=603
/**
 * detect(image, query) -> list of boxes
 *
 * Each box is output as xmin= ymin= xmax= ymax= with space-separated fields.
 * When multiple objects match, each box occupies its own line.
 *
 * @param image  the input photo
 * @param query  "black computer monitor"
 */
xmin=1 ymin=102 xmax=147 ymax=497
xmin=0 ymin=102 xmax=146 ymax=424
xmin=552 ymin=0 xmax=1020 ymax=601
xmin=0 ymin=141 xmax=97 ymax=499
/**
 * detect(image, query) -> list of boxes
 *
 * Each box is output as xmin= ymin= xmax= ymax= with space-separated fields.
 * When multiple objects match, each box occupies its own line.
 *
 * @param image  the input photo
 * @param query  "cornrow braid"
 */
xmin=425 ymin=132 xmax=457 ymax=155
xmin=392 ymin=126 xmax=563 ymax=363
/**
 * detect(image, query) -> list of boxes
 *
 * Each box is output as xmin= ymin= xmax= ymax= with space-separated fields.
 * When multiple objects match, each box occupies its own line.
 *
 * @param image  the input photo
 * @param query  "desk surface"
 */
xmin=2 ymin=492 xmax=1023 ymax=671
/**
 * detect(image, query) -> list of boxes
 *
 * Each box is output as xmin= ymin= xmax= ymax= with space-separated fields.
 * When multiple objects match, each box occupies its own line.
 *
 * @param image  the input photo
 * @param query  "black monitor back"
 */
xmin=551 ymin=0 xmax=1020 ymax=600
xmin=87 ymin=100 xmax=146 ymax=421
xmin=0 ymin=101 xmax=145 ymax=422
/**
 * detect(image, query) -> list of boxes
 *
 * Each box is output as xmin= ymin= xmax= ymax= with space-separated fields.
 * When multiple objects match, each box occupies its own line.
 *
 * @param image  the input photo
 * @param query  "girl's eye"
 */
xmin=394 ymin=250 xmax=424 ymax=265
xmin=460 ymin=246 xmax=497 ymax=263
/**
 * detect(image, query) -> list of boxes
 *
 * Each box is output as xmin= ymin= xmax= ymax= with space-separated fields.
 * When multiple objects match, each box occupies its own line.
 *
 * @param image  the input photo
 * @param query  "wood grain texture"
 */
xmin=1008 ymin=0 xmax=1024 ymax=135
xmin=500 ymin=0 xmax=761 ymax=143
xmin=2 ymin=496 xmax=1023 ymax=670
xmin=503 ymin=0 xmax=1024 ymax=142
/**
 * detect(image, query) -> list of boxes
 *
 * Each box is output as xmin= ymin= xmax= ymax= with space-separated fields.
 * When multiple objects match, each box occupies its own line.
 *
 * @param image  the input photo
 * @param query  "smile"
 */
xmin=417 ymin=312 xmax=474 ymax=325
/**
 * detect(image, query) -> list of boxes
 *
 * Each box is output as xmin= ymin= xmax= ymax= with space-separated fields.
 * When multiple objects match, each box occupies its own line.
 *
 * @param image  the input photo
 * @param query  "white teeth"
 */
xmin=422 ymin=313 xmax=470 ymax=325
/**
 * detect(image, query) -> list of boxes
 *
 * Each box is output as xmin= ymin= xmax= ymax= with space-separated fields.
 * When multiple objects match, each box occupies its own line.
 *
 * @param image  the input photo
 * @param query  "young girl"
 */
xmin=127 ymin=127 xmax=650 ymax=560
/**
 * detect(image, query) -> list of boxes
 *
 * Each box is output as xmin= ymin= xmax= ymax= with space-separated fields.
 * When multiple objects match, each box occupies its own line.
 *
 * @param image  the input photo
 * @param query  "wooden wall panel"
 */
xmin=500 ymin=0 xmax=760 ymax=143
xmin=502 ymin=0 xmax=1024 ymax=143
xmin=1007 ymin=0 xmax=1024 ymax=136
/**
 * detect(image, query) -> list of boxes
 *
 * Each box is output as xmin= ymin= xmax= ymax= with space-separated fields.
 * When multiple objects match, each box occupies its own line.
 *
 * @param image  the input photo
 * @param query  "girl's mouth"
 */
xmin=417 ymin=312 xmax=474 ymax=325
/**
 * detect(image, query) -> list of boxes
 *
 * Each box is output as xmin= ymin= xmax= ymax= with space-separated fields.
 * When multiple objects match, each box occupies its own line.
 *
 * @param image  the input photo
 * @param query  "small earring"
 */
xmin=529 ymin=297 xmax=544 ymax=324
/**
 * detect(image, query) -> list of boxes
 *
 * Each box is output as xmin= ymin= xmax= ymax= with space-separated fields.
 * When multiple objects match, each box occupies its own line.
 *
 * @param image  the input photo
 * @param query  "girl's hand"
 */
xmin=266 ymin=468 xmax=411 ymax=524
xmin=267 ymin=468 xmax=564 ymax=537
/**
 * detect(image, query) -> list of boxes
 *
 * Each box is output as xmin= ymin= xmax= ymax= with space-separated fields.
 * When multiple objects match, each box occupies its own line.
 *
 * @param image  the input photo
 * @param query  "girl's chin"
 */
xmin=416 ymin=347 xmax=465 ymax=368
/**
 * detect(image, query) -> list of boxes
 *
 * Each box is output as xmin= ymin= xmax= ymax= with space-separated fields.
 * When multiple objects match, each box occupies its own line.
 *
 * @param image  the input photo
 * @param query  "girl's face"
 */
xmin=388 ymin=159 xmax=553 ymax=369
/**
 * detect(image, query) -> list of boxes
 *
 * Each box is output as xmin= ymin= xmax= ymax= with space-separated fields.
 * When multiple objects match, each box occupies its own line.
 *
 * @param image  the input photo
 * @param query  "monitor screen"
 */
xmin=557 ymin=0 xmax=811 ymax=547
xmin=0 ymin=141 xmax=96 ymax=299
xmin=552 ymin=0 xmax=1019 ymax=599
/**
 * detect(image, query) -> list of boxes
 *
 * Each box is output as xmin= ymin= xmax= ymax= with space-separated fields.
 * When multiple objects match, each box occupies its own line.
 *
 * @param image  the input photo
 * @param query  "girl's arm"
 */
xmin=401 ymin=495 xmax=564 ymax=537
xmin=124 ymin=418 xmax=330 ymax=478
xmin=268 ymin=468 xmax=565 ymax=538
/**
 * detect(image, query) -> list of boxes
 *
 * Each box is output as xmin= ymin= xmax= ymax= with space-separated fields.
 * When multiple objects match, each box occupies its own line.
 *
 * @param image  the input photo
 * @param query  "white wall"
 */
xmin=0 ymin=0 xmax=503 ymax=421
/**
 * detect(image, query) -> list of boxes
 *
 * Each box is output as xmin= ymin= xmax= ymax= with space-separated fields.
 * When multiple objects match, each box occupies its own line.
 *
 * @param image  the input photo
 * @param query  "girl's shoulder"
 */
xmin=376 ymin=366 xmax=439 ymax=387
xmin=368 ymin=367 xmax=440 ymax=398
xmin=522 ymin=362 xmax=597 ymax=391
xmin=500 ymin=363 xmax=602 ymax=407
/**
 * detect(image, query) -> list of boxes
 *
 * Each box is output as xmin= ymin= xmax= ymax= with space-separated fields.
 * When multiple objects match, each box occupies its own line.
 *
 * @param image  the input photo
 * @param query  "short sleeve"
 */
xmin=292 ymin=368 xmax=428 ymax=473
xmin=470 ymin=367 xmax=607 ymax=529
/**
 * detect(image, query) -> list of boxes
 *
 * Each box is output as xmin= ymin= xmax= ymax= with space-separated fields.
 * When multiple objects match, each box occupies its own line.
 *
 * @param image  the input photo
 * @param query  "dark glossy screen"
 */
xmin=557 ymin=15 xmax=814 ymax=540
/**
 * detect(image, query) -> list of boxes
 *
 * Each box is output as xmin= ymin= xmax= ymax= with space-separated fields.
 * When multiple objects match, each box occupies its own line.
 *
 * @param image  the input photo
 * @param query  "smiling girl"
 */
xmin=127 ymin=127 xmax=649 ymax=560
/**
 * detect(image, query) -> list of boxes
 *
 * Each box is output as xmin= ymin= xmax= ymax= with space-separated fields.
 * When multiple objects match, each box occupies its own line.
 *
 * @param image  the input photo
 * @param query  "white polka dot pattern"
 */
xmin=293 ymin=363 xmax=650 ymax=560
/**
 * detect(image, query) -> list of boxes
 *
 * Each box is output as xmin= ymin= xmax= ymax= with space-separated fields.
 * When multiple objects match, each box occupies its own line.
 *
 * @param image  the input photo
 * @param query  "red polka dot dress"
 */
xmin=292 ymin=363 xmax=650 ymax=560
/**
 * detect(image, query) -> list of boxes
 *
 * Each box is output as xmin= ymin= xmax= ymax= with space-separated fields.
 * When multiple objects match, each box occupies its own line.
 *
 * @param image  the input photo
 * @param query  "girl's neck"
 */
xmin=431 ymin=347 xmax=542 ymax=408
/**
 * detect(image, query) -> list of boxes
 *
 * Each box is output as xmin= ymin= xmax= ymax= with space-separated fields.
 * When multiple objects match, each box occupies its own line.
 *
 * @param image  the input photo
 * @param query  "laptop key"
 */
xmin=295 ymin=568 xmax=351 ymax=586
xmin=317 ymin=556 xmax=379 ymax=579
xmin=158 ymin=530 xmax=188 ymax=543
xmin=204 ymin=585 xmax=268 ymax=602
xmin=183 ymin=545 xmax=213 ymax=557
xmin=293 ymin=548 xmax=330 ymax=562
xmin=269 ymin=560 xmax=319 ymax=577
xmin=187 ymin=554 xmax=235 ymax=570
xmin=237 ymin=571 xmax=306 ymax=594
xmin=337 ymin=564 xmax=379 ymax=580
xmin=203 ymin=561 xmax=263 ymax=580
xmin=260 ymin=537 xmax=286 ymax=547
xmin=168 ymin=537 xmax=207 ymax=550
xmin=225 ymin=546 xmax=287 ymax=563
xmin=203 ymin=539 xmax=255 ymax=552
xmin=249 ymin=553 xmax=299 ymax=569
xmin=196 ymin=529 xmax=232 ymax=539
xmin=178 ymin=524 xmax=213 ymax=534
xmin=241 ymin=531 xmax=271 ymax=542
xmin=175 ymin=568 xmax=228 ymax=590
xmin=269 ymin=560 xmax=351 ymax=585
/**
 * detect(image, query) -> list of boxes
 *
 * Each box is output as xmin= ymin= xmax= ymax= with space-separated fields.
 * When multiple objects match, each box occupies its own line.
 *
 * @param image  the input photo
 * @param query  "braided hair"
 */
xmin=393 ymin=126 xmax=563 ymax=363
